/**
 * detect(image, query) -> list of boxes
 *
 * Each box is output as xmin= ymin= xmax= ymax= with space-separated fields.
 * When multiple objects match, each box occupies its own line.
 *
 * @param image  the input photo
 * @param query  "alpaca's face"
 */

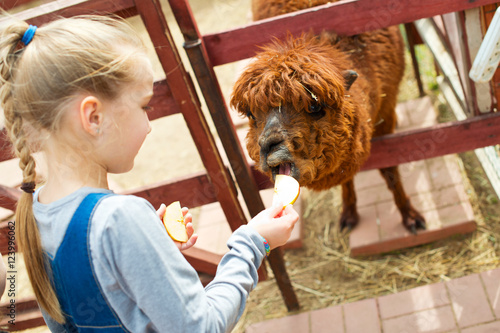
xmin=231 ymin=35 xmax=369 ymax=189
xmin=244 ymin=98 xmax=354 ymax=188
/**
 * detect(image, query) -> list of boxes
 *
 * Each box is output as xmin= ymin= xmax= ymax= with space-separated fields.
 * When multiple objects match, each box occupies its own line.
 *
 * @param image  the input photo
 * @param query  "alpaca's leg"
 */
xmin=340 ymin=179 xmax=359 ymax=230
xmin=379 ymin=166 xmax=426 ymax=234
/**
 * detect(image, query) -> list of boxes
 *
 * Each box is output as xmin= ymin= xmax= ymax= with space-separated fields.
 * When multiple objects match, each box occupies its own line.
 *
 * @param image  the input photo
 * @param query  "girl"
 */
xmin=0 ymin=15 xmax=299 ymax=332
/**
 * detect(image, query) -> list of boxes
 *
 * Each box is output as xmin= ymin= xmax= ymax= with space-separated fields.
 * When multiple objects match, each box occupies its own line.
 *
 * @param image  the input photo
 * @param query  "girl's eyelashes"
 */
xmin=142 ymin=105 xmax=153 ymax=113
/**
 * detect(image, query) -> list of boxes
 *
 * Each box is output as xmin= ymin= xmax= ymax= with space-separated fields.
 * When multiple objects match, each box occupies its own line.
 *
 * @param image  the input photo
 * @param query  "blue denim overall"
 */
xmin=48 ymin=193 xmax=129 ymax=332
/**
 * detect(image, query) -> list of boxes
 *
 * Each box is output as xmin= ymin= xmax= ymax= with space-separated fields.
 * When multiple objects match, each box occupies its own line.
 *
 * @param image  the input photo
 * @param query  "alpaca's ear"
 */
xmin=343 ymin=70 xmax=358 ymax=91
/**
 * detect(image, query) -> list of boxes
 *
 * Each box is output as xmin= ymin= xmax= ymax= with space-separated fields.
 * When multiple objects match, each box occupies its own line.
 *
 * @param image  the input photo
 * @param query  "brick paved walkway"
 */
xmin=246 ymin=268 xmax=500 ymax=333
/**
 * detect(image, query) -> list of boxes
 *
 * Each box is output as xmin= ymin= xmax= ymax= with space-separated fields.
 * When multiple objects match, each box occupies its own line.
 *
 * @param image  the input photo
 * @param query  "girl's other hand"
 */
xmin=177 ymin=207 xmax=198 ymax=251
xmin=248 ymin=202 xmax=299 ymax=250
xmin=156 ymin=204 xmax=198 ymax=251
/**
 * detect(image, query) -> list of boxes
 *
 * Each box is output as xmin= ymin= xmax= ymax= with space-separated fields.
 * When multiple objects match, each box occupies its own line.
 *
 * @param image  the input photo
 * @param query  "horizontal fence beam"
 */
xmin=0 ymin=221 xmax=17 ymax=254
xmin=0 ymin=296 xmax=45 ymax=331
xmin=1 ymin=0 xmax=136 ymax=25
xmin=0 ymin=185 xmax=21 ymax=213
xmin=204 ymin=0 xmax=500 ymax=66
xmin=0 ymin=0 xmax=33 ymax=10
xmin=121 ymin=171 xmax=220 ymax=210
xmin=182 ymin=247 xmax=223 ymax=276
xmin=362 ymin=111 xmax=500 ymax=170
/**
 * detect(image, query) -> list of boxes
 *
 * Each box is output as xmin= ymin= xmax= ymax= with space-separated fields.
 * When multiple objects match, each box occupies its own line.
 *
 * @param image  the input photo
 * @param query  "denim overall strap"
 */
xmin=50 ymin=193 xmax=129 ymax=332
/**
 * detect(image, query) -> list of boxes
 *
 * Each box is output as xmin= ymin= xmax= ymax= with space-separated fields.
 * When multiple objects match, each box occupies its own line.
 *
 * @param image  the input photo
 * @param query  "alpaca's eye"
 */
xmin=247 ymin=111 xmax=256 ymax=121
xmin=308 ymin=103 xmax=326 ymax=119
xmin=309 ymin=103 xmax=322 ymax=113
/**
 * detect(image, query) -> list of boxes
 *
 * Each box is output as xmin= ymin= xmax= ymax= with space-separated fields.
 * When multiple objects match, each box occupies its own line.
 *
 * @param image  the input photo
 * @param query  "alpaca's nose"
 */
xmin=259 ymin=112 xmax=285 ymax=158
xmin=259 ymin=134 xmax=284 ymax=157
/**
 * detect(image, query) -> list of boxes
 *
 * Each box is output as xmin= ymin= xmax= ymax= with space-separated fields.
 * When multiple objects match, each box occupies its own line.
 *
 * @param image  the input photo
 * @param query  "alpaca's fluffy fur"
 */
xmin=231 ymin=0 xmax=425 ymax=231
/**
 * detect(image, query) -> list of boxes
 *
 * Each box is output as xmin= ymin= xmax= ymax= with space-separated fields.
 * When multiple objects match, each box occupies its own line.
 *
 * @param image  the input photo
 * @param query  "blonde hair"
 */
xmin=0 ymin=15 xmax=145 ymax=323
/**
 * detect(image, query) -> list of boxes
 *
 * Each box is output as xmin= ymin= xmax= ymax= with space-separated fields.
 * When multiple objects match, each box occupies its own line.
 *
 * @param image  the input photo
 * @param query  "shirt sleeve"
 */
xmin=93 ymin=195 xmax=265 ymax=333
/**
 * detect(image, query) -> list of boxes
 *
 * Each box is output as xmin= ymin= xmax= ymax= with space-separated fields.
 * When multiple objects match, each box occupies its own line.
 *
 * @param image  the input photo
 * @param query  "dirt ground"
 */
xmin=4 ymin=1 xmax=500 ymax=333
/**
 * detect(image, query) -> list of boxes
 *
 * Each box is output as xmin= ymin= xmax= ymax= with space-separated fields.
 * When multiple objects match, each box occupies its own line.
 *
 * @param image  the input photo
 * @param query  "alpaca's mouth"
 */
xmin=271 ymin=163 xmax=295 ymax=182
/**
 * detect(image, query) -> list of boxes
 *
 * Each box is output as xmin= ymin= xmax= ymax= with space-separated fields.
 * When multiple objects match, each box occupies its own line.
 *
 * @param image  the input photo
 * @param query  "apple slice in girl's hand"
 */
xmin=162 ymin=201 xmax=188 ymax=243
xmin=272 ymin=174 xmax=300 ymax=209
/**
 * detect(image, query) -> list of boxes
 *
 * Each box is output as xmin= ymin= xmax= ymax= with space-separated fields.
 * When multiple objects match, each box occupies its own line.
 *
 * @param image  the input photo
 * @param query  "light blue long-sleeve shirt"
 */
xmin=33 ymin=187 xmax=265 ymax=332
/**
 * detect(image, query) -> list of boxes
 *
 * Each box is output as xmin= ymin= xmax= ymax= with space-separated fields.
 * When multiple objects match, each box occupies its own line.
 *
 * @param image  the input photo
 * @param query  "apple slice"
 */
xmin=273 ymin=174 xmax=300 ymax=208
xmin=162 ymin=201 xmax=188 ymax=243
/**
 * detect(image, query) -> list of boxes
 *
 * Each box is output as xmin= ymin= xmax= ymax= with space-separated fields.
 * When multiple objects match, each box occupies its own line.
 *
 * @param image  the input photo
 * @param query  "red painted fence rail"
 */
xmin=203 ymin=0 xmax=500 ymax=66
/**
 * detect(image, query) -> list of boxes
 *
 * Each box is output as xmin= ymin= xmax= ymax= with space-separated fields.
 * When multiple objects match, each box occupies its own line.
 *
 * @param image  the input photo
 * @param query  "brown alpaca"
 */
xmin=230 ymin=0 xmax=426 ymax=232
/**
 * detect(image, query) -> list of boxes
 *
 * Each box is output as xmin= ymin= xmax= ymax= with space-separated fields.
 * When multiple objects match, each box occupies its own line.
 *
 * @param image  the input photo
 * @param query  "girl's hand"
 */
xmin=248 ymin=201 xmax=299 ymax=250
xmin=156 ymin=204 xmax=198 ymax=251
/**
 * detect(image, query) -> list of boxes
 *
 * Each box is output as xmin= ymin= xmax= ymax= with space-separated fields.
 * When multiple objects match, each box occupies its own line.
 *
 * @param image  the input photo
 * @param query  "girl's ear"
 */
xmin=79 ymin=96 xmax=103 ymax=136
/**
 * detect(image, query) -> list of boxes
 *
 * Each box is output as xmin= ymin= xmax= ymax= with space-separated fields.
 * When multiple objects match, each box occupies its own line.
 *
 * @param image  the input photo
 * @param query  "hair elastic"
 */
xmin=20 ymin=181 xmax=36 ymax=194
xmin=21 ymin=25 xmax=37 ymax=46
